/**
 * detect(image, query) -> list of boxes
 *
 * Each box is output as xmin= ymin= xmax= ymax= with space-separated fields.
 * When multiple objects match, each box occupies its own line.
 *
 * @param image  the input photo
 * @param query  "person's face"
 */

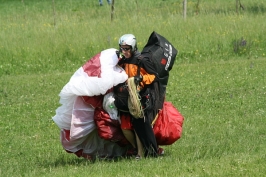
xmin=120 ymin=45 xmax=132 ymax=58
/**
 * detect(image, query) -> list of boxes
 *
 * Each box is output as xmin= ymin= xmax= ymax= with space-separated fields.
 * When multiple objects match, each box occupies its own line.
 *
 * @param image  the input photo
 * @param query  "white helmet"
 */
xmin=119 ymin=34 xmax=137 ymax=51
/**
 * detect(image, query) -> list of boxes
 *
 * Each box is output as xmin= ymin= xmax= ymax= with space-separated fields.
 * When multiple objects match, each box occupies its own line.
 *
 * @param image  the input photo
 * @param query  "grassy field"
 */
xmin=0 ymin=0 xmax=265 ymax=176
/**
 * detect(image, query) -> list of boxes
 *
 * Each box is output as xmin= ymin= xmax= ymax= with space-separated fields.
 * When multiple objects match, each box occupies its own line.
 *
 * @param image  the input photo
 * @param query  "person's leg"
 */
xmin=122 ymin=129 xmax=136 ymax=148
xmin=99 ymin=0 xmax=103 ymax=6
xmin=135 ymin=132 xmax=144 ymax=158
xmin=107 ymin=0 xmax=111 ymax=5
xmin=132 ymin=117 xmax=158 ymax=157
xmin=120 ymin=113 xmax=136 ymax=149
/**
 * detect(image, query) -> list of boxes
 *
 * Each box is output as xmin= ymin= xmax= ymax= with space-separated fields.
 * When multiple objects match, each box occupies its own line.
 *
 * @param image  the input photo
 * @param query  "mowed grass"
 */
xmin=0 ymin=0 xmax=266 ymax=176
xmin=1 ymin=58 xmax=265 ymax=177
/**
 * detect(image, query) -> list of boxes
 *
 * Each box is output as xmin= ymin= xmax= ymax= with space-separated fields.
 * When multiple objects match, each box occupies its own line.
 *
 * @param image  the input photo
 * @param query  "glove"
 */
xmin=116 ymin=50 xmax=123 ymax=60
xmin=116 ymin=50 xmax=120 ymax=58
xmin=134 ymin=75 xmax=143 ymax=85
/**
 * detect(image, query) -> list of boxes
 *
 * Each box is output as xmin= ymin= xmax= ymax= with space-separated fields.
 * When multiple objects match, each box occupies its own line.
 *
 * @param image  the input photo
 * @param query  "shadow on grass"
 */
xmin=40 ymin=156 xmax=90 ymax=168
xmin=39 ymin=154 xmax=127 ymax=168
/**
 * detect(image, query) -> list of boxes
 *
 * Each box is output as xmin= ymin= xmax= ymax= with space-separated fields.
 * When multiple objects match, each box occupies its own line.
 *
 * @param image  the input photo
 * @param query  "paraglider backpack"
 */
xmin=137 ymin=31 xmax=178 ymax=110
xmin=141 ymin=31 xmax=178 ymax=94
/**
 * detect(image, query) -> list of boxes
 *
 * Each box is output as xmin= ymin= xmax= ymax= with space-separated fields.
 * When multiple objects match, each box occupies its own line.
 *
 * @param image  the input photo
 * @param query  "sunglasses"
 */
xmin=120 ymin=47 xmax=131 ymax=51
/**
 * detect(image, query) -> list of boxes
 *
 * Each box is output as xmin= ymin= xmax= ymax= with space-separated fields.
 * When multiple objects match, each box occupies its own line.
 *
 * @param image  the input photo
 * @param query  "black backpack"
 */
xmin=141 ymin=31 xmax=178 ymax=96
xmin=141 ymin=31 xmax=177 ymax=87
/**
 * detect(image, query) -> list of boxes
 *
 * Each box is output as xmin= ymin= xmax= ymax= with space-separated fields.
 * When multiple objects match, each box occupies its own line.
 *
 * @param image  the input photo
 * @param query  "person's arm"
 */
xmin=139 ymin=69 xmax=155 ymax=85
xmin=139 ymin=56 xmax=157 ymax=86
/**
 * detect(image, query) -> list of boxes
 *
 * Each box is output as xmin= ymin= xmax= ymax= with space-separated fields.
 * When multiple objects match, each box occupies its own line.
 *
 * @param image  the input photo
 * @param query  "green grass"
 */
xmin=0 ymin=0 xmax=266 ymax=176
xmin=0 ymin=0 xmax=265 ymax=76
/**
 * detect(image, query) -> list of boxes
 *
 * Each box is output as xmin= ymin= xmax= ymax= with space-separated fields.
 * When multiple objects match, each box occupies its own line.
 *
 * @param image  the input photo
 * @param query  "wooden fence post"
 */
xmin=183 ymin=0 xmax=187 ymax=19
xmin=52 ymin=0 xmax=56 ymax=27
xmin=111 ymin=0 xmax=115 ymax=21
xmin=236 ymin=0 xmax=239 ymax=14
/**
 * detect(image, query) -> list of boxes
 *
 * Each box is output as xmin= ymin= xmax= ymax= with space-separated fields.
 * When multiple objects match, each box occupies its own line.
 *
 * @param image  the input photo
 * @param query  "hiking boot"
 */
xmin=158 ymin=147 xmax=164 ymax=155
xmin=135 ymin=154 xmax=141 ymax=160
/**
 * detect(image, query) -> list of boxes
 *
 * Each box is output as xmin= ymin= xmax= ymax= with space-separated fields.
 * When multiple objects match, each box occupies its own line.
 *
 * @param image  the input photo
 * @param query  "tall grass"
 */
xmin=0 ymin=0 xmax=265 ymax=176
xmin=0 ymin=0 xmax=265 ymax=76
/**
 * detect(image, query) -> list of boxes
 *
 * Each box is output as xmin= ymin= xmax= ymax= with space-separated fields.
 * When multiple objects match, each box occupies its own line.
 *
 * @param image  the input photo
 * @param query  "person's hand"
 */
xmin=134 ymin=75 xmax=143 ymax=85
xmin=116 ymin=50 xmax=123 ymax=60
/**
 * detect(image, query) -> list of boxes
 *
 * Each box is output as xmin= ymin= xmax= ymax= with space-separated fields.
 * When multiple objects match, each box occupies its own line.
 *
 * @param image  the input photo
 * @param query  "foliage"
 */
xmin=0 ymin=0 xmax=265 ymax=176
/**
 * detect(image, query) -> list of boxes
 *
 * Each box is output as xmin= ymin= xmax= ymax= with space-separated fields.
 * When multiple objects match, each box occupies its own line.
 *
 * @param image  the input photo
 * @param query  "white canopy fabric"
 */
xmin=52 ymin=48 xmax=128 ymax=158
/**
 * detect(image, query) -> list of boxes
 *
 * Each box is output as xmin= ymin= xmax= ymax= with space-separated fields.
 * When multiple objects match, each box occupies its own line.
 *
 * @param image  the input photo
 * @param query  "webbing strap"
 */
xmin=136 ymin=57 xmax=141 ymax=78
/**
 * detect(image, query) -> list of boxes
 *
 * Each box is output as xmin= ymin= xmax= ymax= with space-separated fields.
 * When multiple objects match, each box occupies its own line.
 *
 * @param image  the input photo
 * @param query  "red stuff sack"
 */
xmin=94 ymin=107 xmax=128 ymax=146
xmin=153 ymin=102 xmax=184 ymax=145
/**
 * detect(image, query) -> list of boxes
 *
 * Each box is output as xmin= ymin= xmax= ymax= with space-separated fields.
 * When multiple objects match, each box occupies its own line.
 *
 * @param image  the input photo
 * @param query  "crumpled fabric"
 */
xmin=52 ymin=48 xmax=128 ymax=158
